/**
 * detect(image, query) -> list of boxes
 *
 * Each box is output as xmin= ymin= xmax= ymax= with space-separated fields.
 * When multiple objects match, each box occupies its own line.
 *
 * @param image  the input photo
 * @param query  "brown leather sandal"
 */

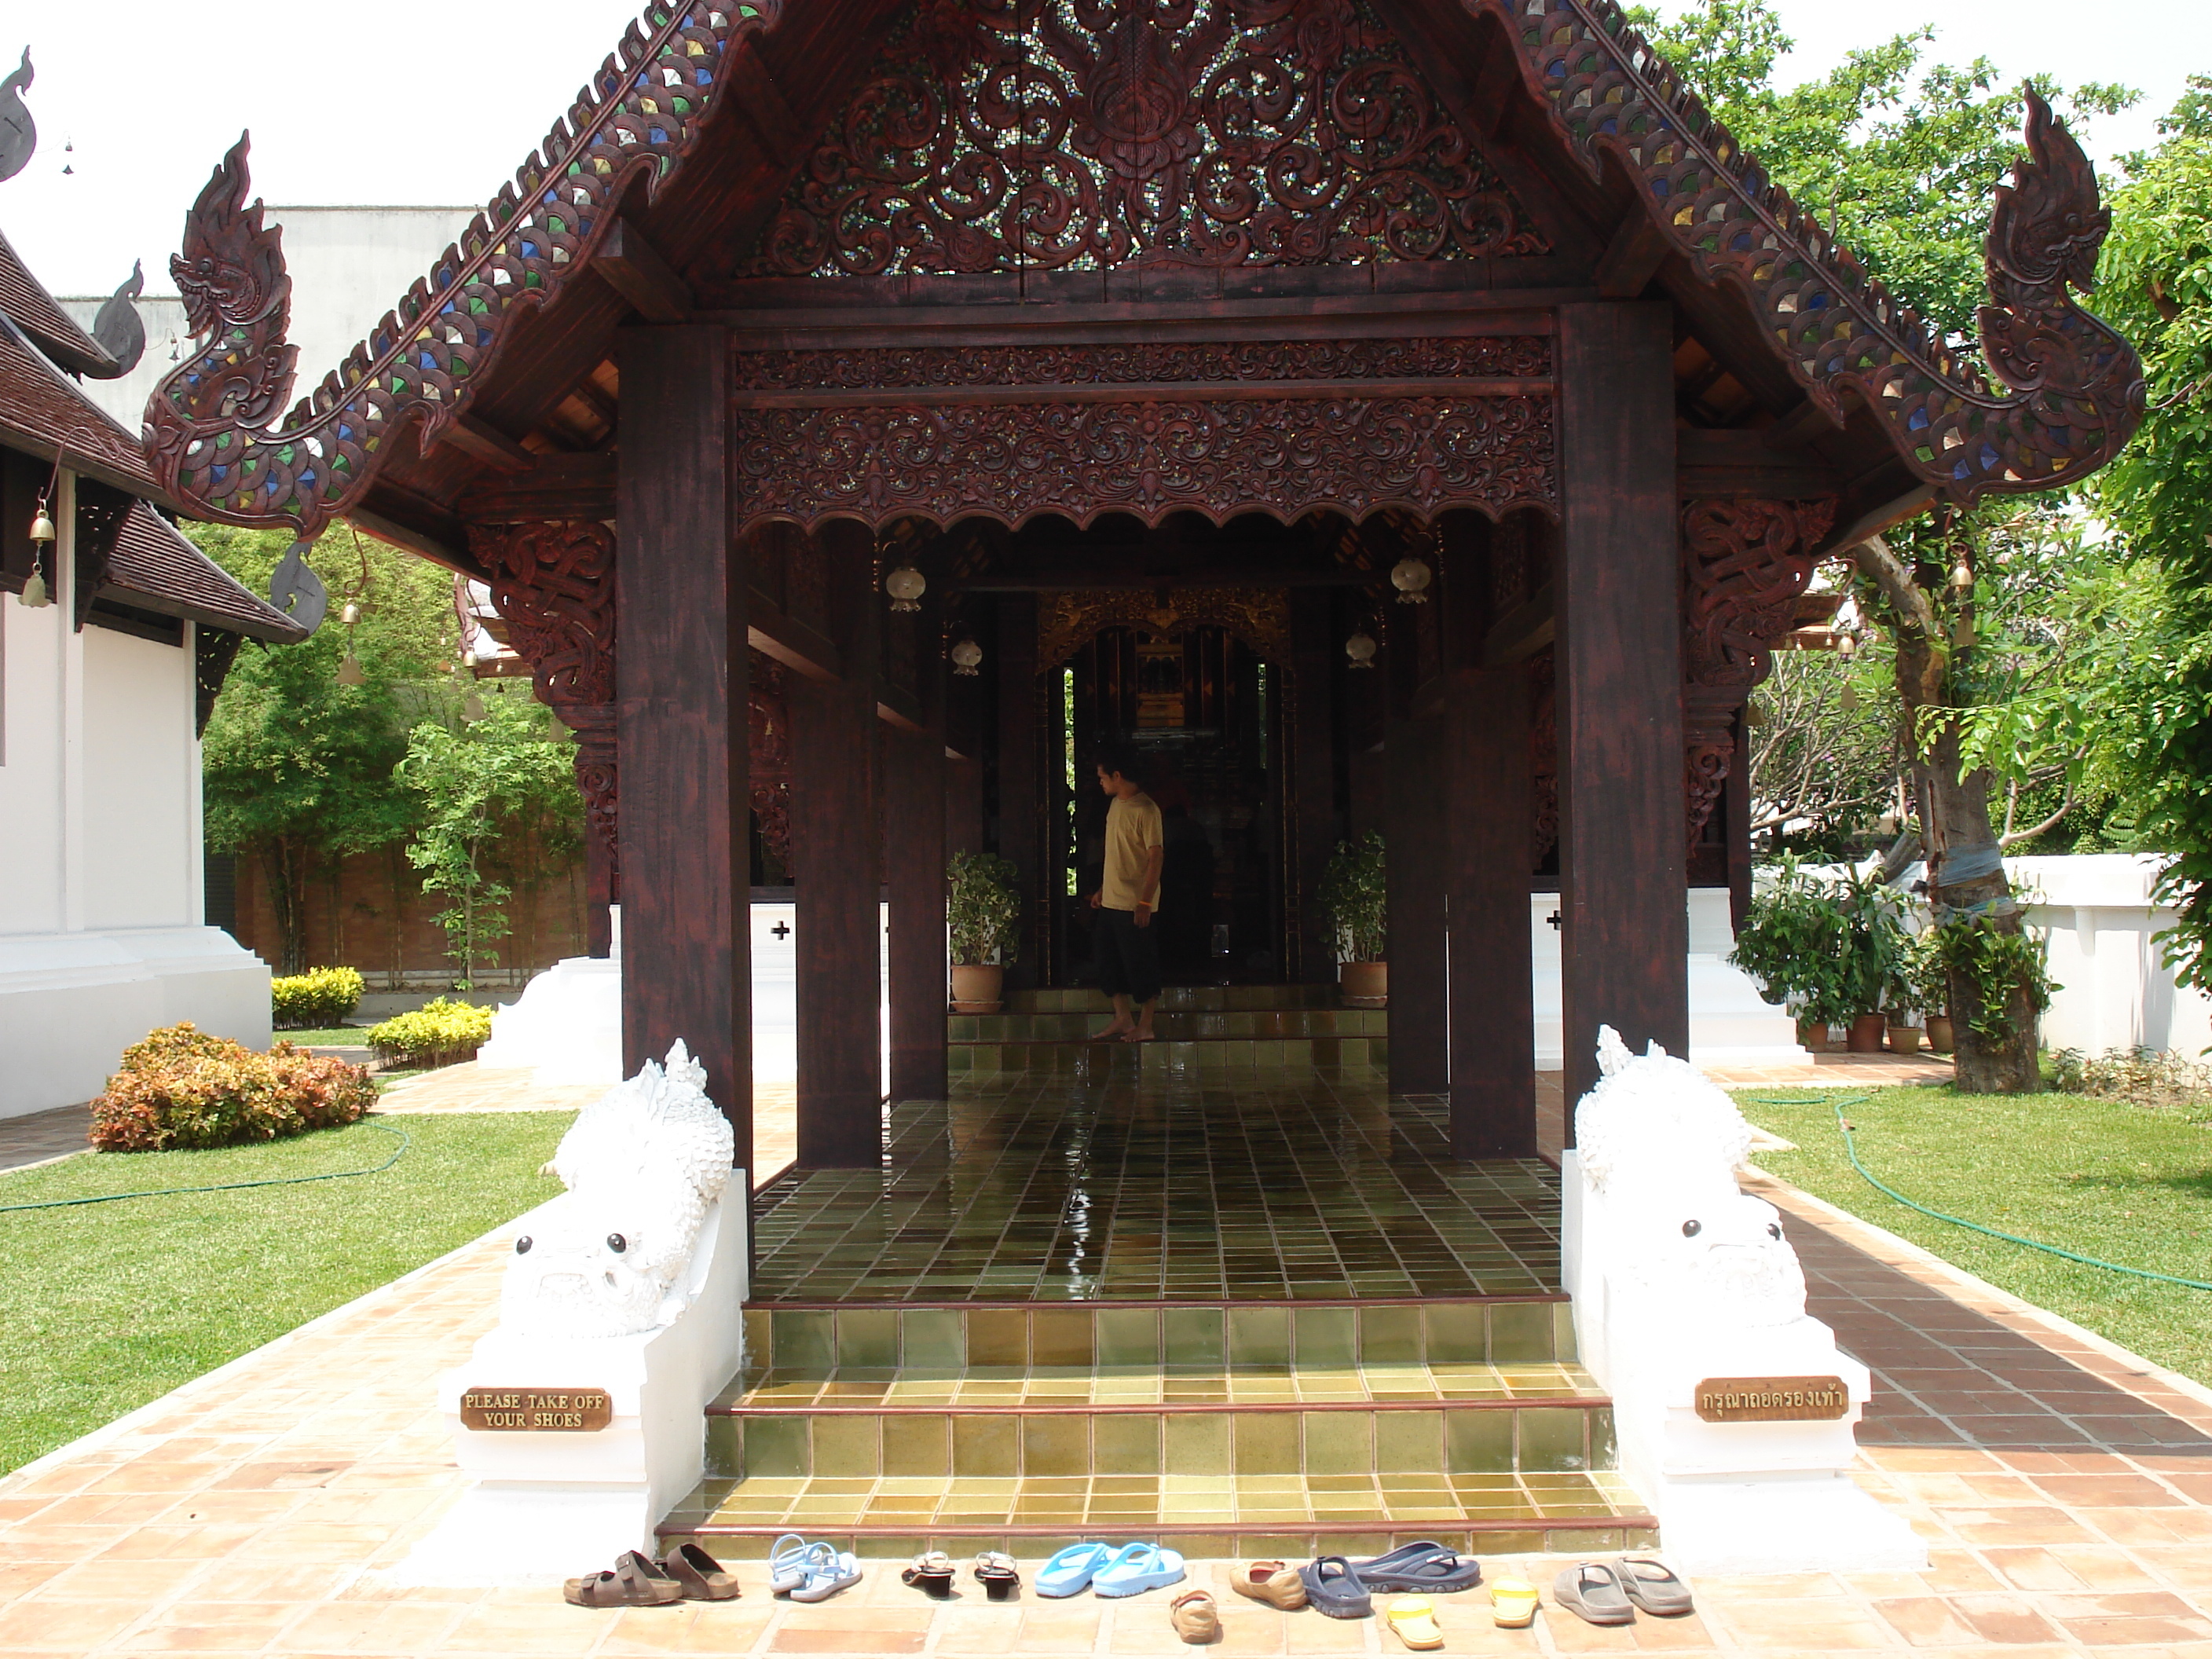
xmin=564 ymin=1550 xmax=684 ymax=1607
xmin=663 ymin=1541 xmax=742 ymax=1600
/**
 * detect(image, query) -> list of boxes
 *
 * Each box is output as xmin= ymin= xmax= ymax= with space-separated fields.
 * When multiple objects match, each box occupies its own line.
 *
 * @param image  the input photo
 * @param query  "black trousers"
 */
xmin=1093 ymin=906 xmax=1163 ymax=1004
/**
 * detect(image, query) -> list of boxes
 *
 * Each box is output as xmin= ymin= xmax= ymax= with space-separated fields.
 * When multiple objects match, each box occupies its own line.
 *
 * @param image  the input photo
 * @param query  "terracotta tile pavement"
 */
xmin=10 ymin=1073 xmax=2212 ymax=1654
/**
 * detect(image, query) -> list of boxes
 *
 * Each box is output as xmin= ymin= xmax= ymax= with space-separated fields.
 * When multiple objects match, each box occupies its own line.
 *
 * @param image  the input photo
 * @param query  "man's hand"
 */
xmin=1086 ymin=891 xmax=1101 ymax=910
xmin=1133 ymin=903 xmax=1152 ymax=929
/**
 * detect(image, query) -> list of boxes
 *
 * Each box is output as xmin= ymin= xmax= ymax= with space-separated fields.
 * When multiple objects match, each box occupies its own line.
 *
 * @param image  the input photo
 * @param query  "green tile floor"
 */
xmin=665 ymin=1068 xmax=1651 ymax=1555
xmin=749 ymin=1072 xmax=1561 ymax=1302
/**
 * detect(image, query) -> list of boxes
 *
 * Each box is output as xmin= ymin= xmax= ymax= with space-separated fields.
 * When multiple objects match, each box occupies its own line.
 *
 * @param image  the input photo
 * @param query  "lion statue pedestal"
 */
xmin=1563 ymin=1027 xmax=1926 ymax=1575
xmin=396 ymin=1041 xmax=746 ymax=1584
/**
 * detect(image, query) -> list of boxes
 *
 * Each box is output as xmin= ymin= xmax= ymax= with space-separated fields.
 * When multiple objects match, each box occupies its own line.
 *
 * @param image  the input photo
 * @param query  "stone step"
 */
xmin=659 ymin=1468 xmax=1654 ymax=1559
xmin=1004 ymin=984 xmax=1346 ymax=1013
xmin=950 ymin=1036 xmax=1389 ymax=1073
xmin=743 ymin=1299 xmax=1575 ymax=1373
xmin=950 ymin=1009 xmax=1388 ymax=1042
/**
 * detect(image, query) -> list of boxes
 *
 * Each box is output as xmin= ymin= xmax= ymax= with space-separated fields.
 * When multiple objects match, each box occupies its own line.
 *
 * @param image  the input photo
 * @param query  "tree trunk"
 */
xmin=263 ymin=836 xmax=308 ymax=976
xmin=1853 ymin=537 xmax=2038 ymax=1094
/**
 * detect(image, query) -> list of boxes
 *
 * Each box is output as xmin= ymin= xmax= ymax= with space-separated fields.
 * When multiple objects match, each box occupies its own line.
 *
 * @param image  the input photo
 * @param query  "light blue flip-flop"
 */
xmin=1092 ymin=1541 xmax=1186 ymax=1598
xmin=1035 ymin=1540 xmax=1117 ymax=1598
xmin=769 ymin=1534 xmax=831 ymax=1595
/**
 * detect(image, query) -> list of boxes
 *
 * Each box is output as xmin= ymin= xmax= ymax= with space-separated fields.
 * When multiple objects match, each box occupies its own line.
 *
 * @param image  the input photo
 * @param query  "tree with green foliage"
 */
xmin=1628 ymin=0 xmax=2140 ymax=1090
xmin=397 ymin=687 xmax=583 ymax=988
xmin=2084 ymin=76 xmax=2212 ymax=992
xmin=194 ymin=526 xmax=456 ymax=972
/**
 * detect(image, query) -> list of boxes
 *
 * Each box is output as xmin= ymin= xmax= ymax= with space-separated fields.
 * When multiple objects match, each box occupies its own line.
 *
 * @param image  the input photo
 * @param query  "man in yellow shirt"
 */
xmin=1087 ymin=749 xmax=1165 ymax=1043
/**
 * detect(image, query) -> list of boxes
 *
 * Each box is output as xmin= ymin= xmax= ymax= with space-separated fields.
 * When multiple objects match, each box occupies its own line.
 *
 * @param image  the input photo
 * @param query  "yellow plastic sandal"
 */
xmin=1386 ymin=1595 xmax=1445 ymax=1650
xmin=1490 ymin=1578 xmax=1540 ymax=1628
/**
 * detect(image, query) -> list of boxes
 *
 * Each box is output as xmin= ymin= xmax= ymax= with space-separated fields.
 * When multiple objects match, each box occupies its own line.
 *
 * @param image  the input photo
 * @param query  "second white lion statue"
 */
xmin=498 ymin=1038 xmax=735 ymax=1338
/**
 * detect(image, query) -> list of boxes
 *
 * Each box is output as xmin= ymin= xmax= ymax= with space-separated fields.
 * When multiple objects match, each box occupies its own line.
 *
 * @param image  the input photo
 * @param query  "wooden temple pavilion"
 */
xmin=145 ymin=0 xmax=2141 ymax=1166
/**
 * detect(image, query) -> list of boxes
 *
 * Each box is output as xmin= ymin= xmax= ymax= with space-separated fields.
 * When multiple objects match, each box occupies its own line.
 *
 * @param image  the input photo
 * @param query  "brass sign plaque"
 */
xmin=460 ymin=1387 xmax=613 ymax=1432
xmin=1694 ymin=1375 xmax=1851 ymax=1423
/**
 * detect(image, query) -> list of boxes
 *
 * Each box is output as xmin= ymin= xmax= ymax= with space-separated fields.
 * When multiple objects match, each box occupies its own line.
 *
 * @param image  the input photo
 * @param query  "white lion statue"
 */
xmin=1575 ymin=1025 xmax=1806 ymax=1331
xmin=499 ymin=1039 xmax=735 ymax=1338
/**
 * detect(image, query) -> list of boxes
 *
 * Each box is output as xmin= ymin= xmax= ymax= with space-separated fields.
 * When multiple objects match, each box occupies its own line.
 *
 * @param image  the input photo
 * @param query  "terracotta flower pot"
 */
xmin=1886 ymin=1024 xmax=1924 ymax=1056
xmin=1847 ymin=1012 xmax=1888 ymax=1053
xmin=1795 ymin=1017 xmax=1831 ymax=1053
xmin=950 ymin=963 xmax=1004 ymax=1013
xmin=1925 ymin=1016 xmax=1955 ymax=1055
xmin=1339 ymin=961 xmax=1388 ymax=1008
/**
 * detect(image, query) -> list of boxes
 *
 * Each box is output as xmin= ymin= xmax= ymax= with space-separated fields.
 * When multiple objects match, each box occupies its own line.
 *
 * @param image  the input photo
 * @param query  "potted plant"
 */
xmin=1830 ymin=866 xmax=1910 ymax=1053
xmin=947 ymin=851 xmax=1022 ymax=1013
xmin=1888 ymin=930 xmax=1948 ymax=1055
xmin=1729 ymin=857 xmax=1854 ymax=1050
xmin=1316 ymin=833 xmax=1388 ymax=1006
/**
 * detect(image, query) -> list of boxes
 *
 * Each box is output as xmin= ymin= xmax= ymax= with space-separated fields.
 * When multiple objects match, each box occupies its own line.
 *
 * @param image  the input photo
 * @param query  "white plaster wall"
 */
xmin=0 ymin=475 xmax=272 ymax=1119
xmin=2006 ymin=855 xmax=2212 ymax=1057
xmin=62 ymin=207 xmax=477 ymax=432
xmin=79 ymin=625 xmax=196 ymax=929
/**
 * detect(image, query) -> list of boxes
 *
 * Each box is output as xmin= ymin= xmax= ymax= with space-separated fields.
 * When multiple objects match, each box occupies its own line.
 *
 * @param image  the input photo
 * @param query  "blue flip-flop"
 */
xmin=1035 ymin=1540 xmax=1117 ymax=1598
xmin=767 ymin=1533 xmax=816 ymax=1595
xmin=1092 ymin=1541 xmax=1187 ymax=1598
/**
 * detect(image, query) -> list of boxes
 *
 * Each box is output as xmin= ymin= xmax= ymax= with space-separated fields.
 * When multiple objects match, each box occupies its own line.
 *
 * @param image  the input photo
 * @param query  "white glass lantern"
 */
xmin=1344 ymin=629 xmax=1378 ymax=668
xmin=885 ymin=565 xmax=926 ymax=612
xmin=1390 ymin=553 xmax=1433 ymax=605
xmin=950 ymin=637 xmax=983 ymax=676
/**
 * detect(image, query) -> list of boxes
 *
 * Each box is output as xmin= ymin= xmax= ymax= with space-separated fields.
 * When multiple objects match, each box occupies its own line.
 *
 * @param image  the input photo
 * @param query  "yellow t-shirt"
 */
xmin=1101 ymin=793 xmax=1165 ymax=913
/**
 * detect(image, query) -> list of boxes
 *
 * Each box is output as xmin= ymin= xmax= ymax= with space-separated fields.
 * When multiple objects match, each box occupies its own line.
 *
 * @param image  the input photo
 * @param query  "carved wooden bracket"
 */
xmin=1678 ymin=496 xmax=1839 ymax=852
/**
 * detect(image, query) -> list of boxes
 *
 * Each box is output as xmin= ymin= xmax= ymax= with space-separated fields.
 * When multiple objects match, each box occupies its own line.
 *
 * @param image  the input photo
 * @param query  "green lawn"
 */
xmin=273 ymin=1026 xmax=373 ymax=1046
xmin=0 ymin=1111 xmax=568 ymax=1474
xmin=1739 ymin=1085 xmax=2212 ymax=1387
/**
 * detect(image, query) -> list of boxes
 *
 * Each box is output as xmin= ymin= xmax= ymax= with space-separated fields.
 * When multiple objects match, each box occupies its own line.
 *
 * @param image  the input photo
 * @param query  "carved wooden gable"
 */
xmin=749 ymin=0 xmax=1549 ymax=276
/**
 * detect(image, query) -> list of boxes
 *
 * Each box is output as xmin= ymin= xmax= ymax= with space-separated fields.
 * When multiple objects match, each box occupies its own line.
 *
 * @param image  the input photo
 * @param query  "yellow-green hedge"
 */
xmin=365 ymin=998 xmax=493 ymax=1070
xmin=270 ymin=966 xmax=365 ymax=1029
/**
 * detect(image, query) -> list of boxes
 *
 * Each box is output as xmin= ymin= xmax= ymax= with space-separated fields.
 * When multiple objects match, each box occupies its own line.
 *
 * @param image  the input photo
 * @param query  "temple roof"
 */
xmin=0 ymin=309 xmax=162 ymax=499
xmin=0 ymin=225 xmax=120 ymax=378
xmin=101 ymin=500 xmax=308 ymax=642
xmin=140 ymin=0 xmax=2144 ymax=566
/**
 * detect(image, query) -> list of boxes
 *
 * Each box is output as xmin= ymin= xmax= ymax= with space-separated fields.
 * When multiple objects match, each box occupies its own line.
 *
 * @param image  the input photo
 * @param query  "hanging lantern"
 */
xmin=950 ymin=637 xmax=983 ymax=676
xmin=1390 ymin=552 xmax=1433 ymax=605
xmin=1344 ymin=628 xmax=1378 ymax=668
xmin=334 ymin=653 xmax=366 ymax=686
xmin=884 ymin=565 xmax=926 ymax=612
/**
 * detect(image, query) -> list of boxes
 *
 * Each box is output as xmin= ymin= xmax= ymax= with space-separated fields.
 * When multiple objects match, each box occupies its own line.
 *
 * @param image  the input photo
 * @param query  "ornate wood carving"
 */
xmin=1036 ymin=585 xmax=1292 ymax=666
xmin=734 ymin=390 xmax=1556 ymax=531
xmin=738 ymin=0 xmax=1547 ymax=280
xmin=1678 ymin=496 xmax=1838 ymax=851
xmin=468 ymin=521 xmax=620 ymax=875
xmin=71 ymin=479 xmax=134 ymax=632
xmin=748 ymin=651 xmax=793 ymax=870
xmin=195 ymin=626 xmax=245 ymax=737
xmin=1520 ymin=2 xmax=2144 ymax=499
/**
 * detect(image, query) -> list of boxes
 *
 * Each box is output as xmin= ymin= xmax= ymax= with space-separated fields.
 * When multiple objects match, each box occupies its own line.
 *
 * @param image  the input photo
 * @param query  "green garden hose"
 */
xmin=0 ymin=1121 xmax=409 ymax=1215
xmin=1751 ymin=1094 xmax=2212 ymax=1293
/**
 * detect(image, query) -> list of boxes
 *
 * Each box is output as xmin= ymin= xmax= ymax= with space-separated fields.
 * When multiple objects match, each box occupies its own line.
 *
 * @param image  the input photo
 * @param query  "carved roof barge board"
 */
xmin=143 ymin=0 xmax=2144 ymax=563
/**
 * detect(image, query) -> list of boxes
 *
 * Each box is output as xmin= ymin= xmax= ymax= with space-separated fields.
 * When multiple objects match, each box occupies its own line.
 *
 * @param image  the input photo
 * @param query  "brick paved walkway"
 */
xmin=0 ymin=1104 xmax=94 ymax=1174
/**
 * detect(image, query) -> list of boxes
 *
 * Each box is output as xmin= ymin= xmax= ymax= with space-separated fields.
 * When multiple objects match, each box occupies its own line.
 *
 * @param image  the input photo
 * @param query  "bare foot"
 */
xmin=1122 ymin=1027 xmax=1156 ymax=1044
xmin=1095 ymin=1020 xmax=1133 ymax=1041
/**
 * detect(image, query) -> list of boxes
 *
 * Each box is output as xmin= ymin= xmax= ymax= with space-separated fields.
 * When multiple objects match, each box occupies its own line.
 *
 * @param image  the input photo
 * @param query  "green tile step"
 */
xmin=1002 ymin=983 xmax=1346 ymax=1013
xmin=950 ymin=1009 xmax=1387 ymax=1041
xmin=742 ymin=1300 xmax=1577 ymax=1372
xmin=657 ymin=1468 xmax=1657 ymax=1559
xmin=948 ymin=1036 xmax=1390 ymax=1073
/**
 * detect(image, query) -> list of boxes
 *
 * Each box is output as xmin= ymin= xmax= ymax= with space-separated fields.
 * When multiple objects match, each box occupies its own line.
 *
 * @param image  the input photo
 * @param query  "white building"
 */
xmin=0 ymin=229 xmax=306 ymax=1119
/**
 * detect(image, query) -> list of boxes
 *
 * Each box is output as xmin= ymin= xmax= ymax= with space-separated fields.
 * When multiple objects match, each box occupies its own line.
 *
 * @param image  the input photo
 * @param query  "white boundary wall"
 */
xmin=2009 ymin=855 xmax=2212 ymax=1057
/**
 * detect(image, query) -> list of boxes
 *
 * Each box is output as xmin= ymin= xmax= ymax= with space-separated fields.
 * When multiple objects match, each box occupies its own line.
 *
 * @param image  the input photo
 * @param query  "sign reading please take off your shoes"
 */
xmin=1693 ymin=1375 xmax=1851 ymax=1423
xmin=458 ymin=1387 xmax=613 ymax=1432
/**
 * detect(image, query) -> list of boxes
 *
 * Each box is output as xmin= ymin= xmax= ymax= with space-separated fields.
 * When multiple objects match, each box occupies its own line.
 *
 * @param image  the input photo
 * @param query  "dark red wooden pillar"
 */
xmin=789 ymin=524 xmax=883 ymax=1167
xmin=1447 ymin=665 xmax=1536 ymax=1156
xmin=1289 ymin=588 xmax=1339 ymax=984
xmin=994 ymin=596 xmax=1040 ymax=988
xmin=615 ymin=324 xmax=750 ymax=1170
xmin=888 ymin=606 xmax=948 ymax=1103
xmin=1556 ymin=302 xmax=1686 ymax=1122
xmin=1386 ymin=712 xmax=1448 ymax=1093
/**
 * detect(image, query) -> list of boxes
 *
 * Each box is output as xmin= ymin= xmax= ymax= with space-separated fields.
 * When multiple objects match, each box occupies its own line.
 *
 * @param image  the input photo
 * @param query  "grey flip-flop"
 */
xmin=1553 ymin=1562 xmax=1635 ymax=1626
xmin=1608 ymin=1556 xmax=1693 ymax=1616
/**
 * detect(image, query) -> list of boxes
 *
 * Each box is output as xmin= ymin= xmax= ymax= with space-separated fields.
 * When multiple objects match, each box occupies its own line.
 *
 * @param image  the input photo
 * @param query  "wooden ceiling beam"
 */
xmin=1482 ymin=577 xmax=1554 ymax=667
xmin=1594 ymin=216 xmax=1672 ymax=300
xmin=746 ymin=587 xmax=843 ymax=683
xmin=433 ymin=412 xmax=538 ymax=474
xmin=456 ymin=452 xmax=617 ymax=524
xmin=1675 ymin=428 xmax=1850 ymax=499
xmin=596 ymin=219 xmax=695 ymax=324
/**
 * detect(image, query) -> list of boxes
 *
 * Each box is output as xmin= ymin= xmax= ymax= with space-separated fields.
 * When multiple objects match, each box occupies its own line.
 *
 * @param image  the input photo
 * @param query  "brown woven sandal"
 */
xmin=563 ymin=1551 xmax=684 ymax=1607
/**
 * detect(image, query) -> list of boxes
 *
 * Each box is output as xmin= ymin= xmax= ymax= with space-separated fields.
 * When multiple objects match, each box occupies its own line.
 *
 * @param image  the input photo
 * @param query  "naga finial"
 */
xmin=89 ymin=259 xmax=147 ymax=378
xmin=0 ymin=49 xmax=31 ymax=183
xmin=166 ymin=134 xmax=297 ymax=428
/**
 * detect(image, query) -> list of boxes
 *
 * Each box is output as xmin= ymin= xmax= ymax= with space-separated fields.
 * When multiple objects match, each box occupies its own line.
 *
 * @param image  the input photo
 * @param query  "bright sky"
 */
xmin=4 ymin=0 xmax=2208 ymax=301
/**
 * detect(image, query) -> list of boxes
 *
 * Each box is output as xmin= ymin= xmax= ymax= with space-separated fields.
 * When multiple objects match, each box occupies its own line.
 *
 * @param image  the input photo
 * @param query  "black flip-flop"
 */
xmin=1351 ymin=1544 xmax=1481 ymax=1593
xmin=1300 ymin=1555 xmax=1373 ymax=1619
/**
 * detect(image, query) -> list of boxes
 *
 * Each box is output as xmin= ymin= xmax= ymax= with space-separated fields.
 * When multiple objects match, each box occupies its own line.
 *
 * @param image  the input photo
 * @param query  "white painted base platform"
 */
xmin=1648 ymin=1472 xmax=1930 ymax=1576
xmin=477 ymin=955 xmax=624 ymax=1086
xmin=396 ymin=1188 xmax=747 ymax=1585
xmin=0 ymin=926 xmax=272 ymax=1119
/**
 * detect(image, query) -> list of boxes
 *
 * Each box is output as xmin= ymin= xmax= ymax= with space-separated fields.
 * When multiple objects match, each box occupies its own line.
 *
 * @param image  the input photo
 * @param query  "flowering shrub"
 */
xmin=365 ymin=998 xmax=493 ymax=1069
xmin=91 ymin=1022 xmax=377 ymax=1152
xmin=270 ymin=965 xmax=366 ymax=1028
